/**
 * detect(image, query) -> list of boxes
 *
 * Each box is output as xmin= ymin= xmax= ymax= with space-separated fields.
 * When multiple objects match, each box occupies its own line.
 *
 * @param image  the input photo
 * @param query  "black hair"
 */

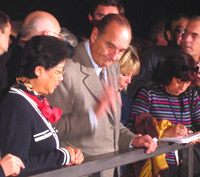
xmin=17 ymin=35 xmax=74 ymax=79
xmin=165 ymin=13 xmax=189 ymax=32
xmin=155 ymin=50 xmax=197 ymax=86
xmin=164 ymin=13 xmax=189 ymax=42
xmin=0 ymin=11 xmax=10 ymax=32
xmin=89 ymin=0 xmax=124 ymax=17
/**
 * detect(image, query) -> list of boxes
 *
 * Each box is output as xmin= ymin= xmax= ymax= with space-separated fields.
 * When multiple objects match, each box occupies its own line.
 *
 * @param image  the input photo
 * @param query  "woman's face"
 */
xmin=119 ymin=71 xmax=134 ymax=91
xmin=35 ymin=59 xmax=66 ymax=95
xmin=166 ymin=77 xmax=191 ymax=96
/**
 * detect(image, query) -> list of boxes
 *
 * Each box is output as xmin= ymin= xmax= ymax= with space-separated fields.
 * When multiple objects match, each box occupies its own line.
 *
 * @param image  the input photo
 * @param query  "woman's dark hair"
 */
xmin=155 ymin=50 xmax=197 ymax=86
xmin=17 ymin=35 xmax=74 ymax=79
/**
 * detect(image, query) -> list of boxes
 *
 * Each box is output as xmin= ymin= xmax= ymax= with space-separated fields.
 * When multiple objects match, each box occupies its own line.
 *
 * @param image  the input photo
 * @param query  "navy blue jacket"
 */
xmin=0 ymin=86 xmax=70 ymax=176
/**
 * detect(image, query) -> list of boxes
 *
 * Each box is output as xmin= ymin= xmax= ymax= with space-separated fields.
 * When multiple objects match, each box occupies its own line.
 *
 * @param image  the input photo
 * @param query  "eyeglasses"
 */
xmin=47 ymin=30 xmax=65 ymax=40
xmin=54 ymin=69 xmax=65 ymax=76
xmin=175 ymin=28 xmax=185 ymax=36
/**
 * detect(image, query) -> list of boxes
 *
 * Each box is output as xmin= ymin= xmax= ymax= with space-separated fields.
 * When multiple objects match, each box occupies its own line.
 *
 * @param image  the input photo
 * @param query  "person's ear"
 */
xmin=90 ymin=27 xmax=99 ymax=44
xmin=35 ymin=66 xmax=45 ymax=78
xmin=43 ymin=30 xmax=50 ymax=36
xmin=88 ymin=13 xmax=93 ymax=23
xmin=166 ymin=30 xmax=172 ymax=41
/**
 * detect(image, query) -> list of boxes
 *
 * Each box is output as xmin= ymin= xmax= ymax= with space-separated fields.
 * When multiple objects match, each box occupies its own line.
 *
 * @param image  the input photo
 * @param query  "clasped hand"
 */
xmin=65 ymin=146 xmax=84 ymax=166
xmin=131 ymin=134 xmax=157 ymax=154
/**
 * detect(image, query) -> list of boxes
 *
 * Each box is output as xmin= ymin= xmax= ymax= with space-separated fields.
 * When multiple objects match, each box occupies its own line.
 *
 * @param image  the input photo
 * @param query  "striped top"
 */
xmin=129 ymin=84 xmax=200 ymax=165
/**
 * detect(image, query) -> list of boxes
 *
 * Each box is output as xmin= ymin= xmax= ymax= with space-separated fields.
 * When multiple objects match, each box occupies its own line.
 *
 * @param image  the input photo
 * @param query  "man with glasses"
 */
xmin=127 ymin=14 xmax=189 ymax=98
xmin=182 ymin=16 xmax=200 ymax=63
xmin=181 ymin=16 xmax=200 ymax=91
xmin=181 ymin=16 xmax=200 ymax=177
xmin=165 ymin=14 xmax=189 ymax=46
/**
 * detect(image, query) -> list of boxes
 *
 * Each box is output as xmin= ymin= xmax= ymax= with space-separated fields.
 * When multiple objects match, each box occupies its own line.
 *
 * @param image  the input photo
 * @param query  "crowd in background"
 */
xmin=0 ymin=0 xmax=200 ymax=177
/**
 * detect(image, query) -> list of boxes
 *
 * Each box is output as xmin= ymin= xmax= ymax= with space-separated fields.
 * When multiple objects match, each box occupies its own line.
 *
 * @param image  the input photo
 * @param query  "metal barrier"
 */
xmin=31 ymin=142 xmax=193 ymax=177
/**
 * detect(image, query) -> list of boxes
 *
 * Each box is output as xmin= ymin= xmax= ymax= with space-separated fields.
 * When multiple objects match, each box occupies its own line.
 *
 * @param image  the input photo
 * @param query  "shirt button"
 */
xmin=111 ymin=126 xmax=115 ymax=130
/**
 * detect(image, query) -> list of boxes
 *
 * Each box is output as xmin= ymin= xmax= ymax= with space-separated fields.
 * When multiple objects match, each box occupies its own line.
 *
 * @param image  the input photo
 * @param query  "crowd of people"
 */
xmin=0 ymin=0 xmax=200 ymax=177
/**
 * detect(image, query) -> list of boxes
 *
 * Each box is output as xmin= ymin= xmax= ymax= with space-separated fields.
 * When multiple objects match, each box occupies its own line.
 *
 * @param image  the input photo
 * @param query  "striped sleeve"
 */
xmin=191 ymin=90 xmax=200 ymax=130
xmin=129 ymin=88 xmax=151 ymax=125
xmin=58 ymin=148 xmax=71 ymax=165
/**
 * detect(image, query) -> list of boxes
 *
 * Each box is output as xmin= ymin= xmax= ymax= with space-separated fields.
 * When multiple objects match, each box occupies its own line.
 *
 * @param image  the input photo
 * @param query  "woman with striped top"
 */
xmin=129 ymin=50 xmax=200 ymax=177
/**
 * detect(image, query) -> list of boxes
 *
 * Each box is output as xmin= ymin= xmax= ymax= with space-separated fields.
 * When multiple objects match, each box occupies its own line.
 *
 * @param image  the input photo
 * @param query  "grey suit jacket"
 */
xmin=48 ymin=41 xmax=135 ymax=157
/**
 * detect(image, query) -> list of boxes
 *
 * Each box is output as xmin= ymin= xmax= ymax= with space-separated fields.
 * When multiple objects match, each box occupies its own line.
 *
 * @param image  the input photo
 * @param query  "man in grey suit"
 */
xmin=48 ymin=14 xmax=157 ymax=176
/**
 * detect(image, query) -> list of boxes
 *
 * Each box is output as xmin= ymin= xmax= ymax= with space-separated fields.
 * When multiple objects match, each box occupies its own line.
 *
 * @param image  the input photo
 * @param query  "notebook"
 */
xmin=158 ymin=133 xmax=200 ymax=144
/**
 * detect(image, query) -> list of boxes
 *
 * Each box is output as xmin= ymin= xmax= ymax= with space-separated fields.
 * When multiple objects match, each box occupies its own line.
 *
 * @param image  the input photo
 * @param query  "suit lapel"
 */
xmin=77 ymin=42 xmax=117 ymax=124
xmin=77 ymin=42 xmax=104 ymax=102
xmin=82 ymin=66 xmax=104 ymax=102
xmin=106 ymin=65 xmax=119 ymax=124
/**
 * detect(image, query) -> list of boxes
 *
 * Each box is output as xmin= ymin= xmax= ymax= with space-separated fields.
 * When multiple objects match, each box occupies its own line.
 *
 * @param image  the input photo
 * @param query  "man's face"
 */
xmin=171 ymin=18 xmax=189 ymax=45
xmin=0 ymin=22 xmax=11 ymax=55
xmin=89 ymin=5 xmax=119 ymax=25
xmin=90 ymin=22 xmax=131 ymax=68
xmin=181 ymin=20 xmax=200 ymax=62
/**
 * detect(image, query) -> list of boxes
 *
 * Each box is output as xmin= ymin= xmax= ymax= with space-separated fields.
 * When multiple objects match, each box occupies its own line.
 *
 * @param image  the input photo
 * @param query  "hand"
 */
xmin=65 ymin=146 xmax=75 ymax=166
xmin=74 ymin=148 xmax=84 ymax=165
xmin=94 ymin=80 xmax=121 ymax=119
xmin=65 ymin=147 xmax=84 ymax=166
xmin=131 ymin=134 xmax=157 ymax=153
xmin=163 ymin=124 xmax=187 ymax=137
xmin=0 ymin=154 xmax=25 ymax=176
xmin=189 ymin=131 xmax=200 ymax=145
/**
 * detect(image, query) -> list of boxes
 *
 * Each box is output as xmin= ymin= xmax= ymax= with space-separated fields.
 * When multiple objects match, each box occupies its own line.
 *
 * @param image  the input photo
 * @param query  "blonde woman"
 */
xmin=119 ymin=45 xmax=140 ymax=126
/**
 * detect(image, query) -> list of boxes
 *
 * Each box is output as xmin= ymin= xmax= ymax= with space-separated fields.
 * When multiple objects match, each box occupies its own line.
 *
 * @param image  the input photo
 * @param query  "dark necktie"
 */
xmin=100 ymin=68 xmax=105 ymax=83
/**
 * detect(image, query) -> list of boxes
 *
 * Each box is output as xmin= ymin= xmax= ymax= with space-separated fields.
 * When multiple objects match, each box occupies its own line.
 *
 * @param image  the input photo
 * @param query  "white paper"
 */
xmin=158 ymin=133 xmax=200 ymax=144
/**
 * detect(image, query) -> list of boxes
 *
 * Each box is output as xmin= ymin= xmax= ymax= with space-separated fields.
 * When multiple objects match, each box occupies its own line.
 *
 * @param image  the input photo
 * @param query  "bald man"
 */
xmin=5 ymin=11 xmax=64 ymax=95
xmin=19 ymin=11 xmax=61 ymax=47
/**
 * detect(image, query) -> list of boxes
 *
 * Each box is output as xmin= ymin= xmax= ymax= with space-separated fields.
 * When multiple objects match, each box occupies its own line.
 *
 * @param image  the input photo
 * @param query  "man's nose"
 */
xmin=183 ymin=33 xmax=193 ymax=43
xmin=110 ymin=49 xmax=120 ymax=61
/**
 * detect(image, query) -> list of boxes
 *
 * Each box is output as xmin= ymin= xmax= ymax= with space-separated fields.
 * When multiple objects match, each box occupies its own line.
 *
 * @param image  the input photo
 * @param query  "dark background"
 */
xmin=0 ymin=0 xmax=199 ymax=40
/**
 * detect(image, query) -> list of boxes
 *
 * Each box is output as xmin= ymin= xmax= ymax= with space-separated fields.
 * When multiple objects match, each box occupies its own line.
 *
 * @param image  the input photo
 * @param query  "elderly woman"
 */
xmin=119 ymin=45 xmax=140 ymax=126
xmin=129 ymin=50 xmax=200 ymax=176
xmin=0 ymin=35 xmax=84 ymax=176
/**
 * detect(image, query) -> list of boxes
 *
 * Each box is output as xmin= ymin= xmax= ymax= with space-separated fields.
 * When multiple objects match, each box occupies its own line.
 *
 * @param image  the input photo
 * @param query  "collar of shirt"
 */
xmin=85 ymin=40 xmax=107 ymax=78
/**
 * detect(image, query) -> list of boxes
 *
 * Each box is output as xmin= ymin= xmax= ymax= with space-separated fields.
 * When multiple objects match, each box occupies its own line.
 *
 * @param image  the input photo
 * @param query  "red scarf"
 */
xmin=24 ymin=92 xmax=62 ymax=123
